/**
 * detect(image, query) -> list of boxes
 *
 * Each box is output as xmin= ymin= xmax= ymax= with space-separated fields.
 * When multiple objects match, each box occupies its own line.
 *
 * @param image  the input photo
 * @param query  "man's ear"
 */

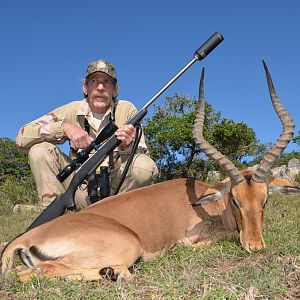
xmin=82 ymin=81 xmax=88 ymax=96
xmin=113 ymin=83 xmax=119 ymax=98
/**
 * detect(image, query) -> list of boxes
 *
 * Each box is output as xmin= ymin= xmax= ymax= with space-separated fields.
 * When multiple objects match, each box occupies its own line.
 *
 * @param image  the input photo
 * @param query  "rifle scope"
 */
xmin=56 ymin=120 xmax=118 ymax=182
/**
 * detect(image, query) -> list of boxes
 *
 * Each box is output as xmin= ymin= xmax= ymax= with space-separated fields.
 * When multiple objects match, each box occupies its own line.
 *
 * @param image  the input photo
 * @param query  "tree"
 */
xmin=0 ymin=137 xmax=32 ymax=181
xmin=0 ymin=138 xmax=38 ymax=210
xmin=211 ymin=118 xmax=258 ymax=162
xmin=143 ymin=94 xmax=259 ymax=181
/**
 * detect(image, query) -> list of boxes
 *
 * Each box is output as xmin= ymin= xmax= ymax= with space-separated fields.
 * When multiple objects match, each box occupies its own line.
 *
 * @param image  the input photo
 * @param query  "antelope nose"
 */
xmin=249 ymin=240 xmax=265 ymax=252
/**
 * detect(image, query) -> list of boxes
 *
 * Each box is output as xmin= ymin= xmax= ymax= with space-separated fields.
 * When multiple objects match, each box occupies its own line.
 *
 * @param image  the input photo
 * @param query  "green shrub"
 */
xmin=0 ymin=138 xmax=38 ymax=214
xmin=0 ymin=175 xmax=38 ymax=215
xmin=294 ymin=173 xmax=300 ymax=184
xmin=273 ymin=151 xmax=300 ymax=167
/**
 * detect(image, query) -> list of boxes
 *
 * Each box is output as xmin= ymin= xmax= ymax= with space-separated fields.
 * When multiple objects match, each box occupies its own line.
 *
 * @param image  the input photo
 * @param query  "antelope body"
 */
xmin=1 ymin=61 xmax=296 ymax=282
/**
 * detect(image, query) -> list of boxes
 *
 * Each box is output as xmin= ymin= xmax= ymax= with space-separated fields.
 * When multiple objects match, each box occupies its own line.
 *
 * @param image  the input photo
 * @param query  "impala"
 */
xmin=1 ymin=61 xmax=296 ymax=282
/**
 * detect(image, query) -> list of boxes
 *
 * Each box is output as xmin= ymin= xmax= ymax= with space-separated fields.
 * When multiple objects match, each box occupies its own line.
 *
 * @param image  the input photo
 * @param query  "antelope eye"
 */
xmin=231 ymin=197 xmax=239 ymax=208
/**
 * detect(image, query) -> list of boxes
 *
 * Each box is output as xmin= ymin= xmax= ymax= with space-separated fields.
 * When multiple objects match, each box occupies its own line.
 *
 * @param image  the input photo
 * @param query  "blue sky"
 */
xmin=0 ymin=1 xmax=299 ymax=153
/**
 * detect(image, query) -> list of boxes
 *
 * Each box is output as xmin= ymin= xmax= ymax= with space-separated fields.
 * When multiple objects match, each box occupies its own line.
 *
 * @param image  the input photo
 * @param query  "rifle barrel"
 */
xmin=141 ymin=57 xmax=198 ymax=111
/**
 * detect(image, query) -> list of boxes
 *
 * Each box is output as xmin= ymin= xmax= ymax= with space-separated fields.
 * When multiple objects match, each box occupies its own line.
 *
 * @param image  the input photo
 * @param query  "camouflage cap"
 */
xmin=85 ymin=59 xmax=117 ymax=81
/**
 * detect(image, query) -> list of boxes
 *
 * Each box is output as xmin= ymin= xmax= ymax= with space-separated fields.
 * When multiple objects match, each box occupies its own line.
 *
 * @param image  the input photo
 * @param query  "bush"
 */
xmin=294 ymin=173 xmax=300 ymax=184
xmin=0 ymin=138 xmax=38 ymax=214
xmin=0 ymin=176 xmax=38 ymax=215
xmin=273 ymin=151 xmax=300 ymax=167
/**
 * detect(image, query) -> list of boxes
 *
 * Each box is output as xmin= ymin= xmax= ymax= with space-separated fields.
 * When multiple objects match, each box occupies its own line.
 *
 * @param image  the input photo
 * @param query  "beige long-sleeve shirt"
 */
xmin=16 ymin=98 xmax=148 ymax=157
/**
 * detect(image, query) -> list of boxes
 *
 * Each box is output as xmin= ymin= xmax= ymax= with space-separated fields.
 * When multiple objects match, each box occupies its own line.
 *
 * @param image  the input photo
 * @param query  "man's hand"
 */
xmin=63 ymin=122 xmax=93 ymax=149
xmin=115 ymin=124 xmax=136 ymax=150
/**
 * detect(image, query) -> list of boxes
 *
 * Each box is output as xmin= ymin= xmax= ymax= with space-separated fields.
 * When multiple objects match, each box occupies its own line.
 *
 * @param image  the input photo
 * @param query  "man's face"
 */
xmin=83 ymin=72 xmax=118 ymax=114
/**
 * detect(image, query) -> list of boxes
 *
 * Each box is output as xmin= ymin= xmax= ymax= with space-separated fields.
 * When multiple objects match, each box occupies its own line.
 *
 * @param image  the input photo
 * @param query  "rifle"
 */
xmin=27 ymin=32 xmax=224 ymax=231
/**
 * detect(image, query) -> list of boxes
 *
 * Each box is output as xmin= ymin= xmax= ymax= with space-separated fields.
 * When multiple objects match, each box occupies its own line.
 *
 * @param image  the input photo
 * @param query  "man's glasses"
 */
xmin=87 ymin=78 xmax=114 ymax=88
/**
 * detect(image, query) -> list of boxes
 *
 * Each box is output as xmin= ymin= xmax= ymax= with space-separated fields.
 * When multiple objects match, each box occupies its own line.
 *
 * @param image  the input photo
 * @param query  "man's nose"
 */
xmin=96 ymin=82 xmax=105 ymax=89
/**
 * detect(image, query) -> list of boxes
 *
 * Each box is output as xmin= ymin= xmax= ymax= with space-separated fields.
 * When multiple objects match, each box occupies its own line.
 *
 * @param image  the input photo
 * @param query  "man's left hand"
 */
xmin=115 ymin=124 xmax=136 ymax=150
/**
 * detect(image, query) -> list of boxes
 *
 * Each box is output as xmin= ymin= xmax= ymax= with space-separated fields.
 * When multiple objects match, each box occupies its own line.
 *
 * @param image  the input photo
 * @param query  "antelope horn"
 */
xmin=193 ymin=68 xmax=245 ymax=185
xmin=252 ymin=60 xmax=295 ymax=183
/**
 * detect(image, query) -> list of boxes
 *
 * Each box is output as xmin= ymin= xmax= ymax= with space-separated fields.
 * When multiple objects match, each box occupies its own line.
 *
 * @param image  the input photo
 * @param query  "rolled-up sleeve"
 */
xmin=16 ymin=108 xmax=67 ymax=150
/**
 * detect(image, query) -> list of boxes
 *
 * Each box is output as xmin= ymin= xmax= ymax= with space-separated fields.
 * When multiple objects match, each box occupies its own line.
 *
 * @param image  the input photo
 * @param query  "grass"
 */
xmin=0 ymin=193 xmax=299 ymax=299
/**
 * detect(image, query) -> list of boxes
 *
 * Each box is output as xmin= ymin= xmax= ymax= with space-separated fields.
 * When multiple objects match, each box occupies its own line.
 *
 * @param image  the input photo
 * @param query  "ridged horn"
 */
xmin=252 ymin=60 xmax=295 ymax=183
xmin=193 ymin=68 xmax=245 ymax=185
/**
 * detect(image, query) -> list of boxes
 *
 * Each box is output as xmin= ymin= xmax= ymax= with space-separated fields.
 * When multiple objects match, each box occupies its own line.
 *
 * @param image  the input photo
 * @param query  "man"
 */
xmin=16 ymin=59 xmax=158 ymax=208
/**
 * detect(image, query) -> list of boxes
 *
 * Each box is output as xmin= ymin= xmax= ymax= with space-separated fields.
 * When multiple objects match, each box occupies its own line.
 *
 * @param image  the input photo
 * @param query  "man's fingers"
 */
xmin=115 ymin=125 xmax=136 ymax=150
xmin=74 ymin=134 xmax=93 ymax=149
xmin=64 ymin=122 xmax=93 ymax=149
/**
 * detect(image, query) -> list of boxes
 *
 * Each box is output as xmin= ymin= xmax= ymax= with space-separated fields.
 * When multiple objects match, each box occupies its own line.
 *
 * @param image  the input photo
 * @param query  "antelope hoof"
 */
xmin=99 ymin=265 xmax=132 ymax=282
xmin=99 ymin=267 xmax=118 ymax=281
xmin=18 ymin=267 xmax=42 ymax=282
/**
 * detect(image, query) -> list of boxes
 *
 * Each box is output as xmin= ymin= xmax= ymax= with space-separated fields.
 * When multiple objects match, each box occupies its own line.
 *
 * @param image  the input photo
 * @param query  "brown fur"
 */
xmin=0 ymin=179 xmax=227 ymax=280
xmin=3 ymin=174 xmax=293 ymax=282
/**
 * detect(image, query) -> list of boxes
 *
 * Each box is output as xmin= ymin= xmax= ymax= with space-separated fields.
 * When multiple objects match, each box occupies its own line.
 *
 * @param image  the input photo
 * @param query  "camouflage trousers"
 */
xmin=28 ymin=142 xmax=158 ymax=209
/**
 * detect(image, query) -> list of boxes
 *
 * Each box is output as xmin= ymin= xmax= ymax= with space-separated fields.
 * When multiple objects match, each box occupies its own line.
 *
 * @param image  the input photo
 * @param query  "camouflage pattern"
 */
xmin=28 ymin=143 xmax=158 ymax=208
xmin=16 ymin=99 xmax=148 ymax=153
xmin=17 ymin=99 xmax=158 ymax=208
xmin=28 ymin=142 xmax=73 ymax=207
xmin=86 ymin=59 xmax=117 ymax=80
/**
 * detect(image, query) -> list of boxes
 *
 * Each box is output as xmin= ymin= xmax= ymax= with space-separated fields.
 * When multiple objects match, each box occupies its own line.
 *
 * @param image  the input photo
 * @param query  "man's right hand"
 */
xmin=63 ymin=122 xmax=93 ymax=149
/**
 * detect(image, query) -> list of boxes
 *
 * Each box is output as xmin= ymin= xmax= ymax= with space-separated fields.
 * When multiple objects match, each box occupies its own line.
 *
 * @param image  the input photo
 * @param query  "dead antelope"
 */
xmin=1 ymin=61 xmax=295 ymax=282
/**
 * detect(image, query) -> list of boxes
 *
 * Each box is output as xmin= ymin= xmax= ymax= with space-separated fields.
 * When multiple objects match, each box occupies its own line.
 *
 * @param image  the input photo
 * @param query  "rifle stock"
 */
xmin=26 ymin=195 xmax=70 ymax=231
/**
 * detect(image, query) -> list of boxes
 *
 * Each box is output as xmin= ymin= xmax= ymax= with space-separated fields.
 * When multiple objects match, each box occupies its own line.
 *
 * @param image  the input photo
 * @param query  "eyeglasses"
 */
xmin=87 ymin=78 xmax=114 ymax=88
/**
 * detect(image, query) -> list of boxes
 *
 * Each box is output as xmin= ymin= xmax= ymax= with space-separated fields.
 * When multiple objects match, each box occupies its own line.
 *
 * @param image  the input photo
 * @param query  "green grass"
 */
xmin=0 ymin=193 xmax=299 ymax=299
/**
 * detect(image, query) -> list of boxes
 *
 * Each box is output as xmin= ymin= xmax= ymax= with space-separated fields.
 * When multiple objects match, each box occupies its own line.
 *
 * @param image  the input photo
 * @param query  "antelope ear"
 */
xmin=279 ymin=186 xmax=300 ymax=195
xmin=268 ymin=177 xmax=300 ymax=195
xmin=193 ymin=181 xmax=231 ymax=205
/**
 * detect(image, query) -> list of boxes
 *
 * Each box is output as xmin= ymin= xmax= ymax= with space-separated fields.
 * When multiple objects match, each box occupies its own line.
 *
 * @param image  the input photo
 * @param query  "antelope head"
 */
xmin=193 ymin=62 xmax=294 ymax=252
